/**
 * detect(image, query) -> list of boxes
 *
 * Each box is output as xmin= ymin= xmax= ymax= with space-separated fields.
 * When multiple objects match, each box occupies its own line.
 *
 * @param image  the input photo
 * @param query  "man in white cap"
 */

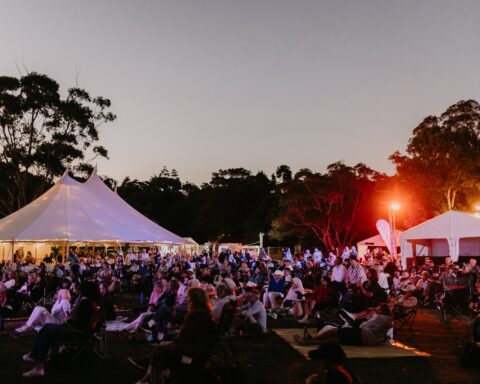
xmin=263 ymin=270 xmax=286 ymax=309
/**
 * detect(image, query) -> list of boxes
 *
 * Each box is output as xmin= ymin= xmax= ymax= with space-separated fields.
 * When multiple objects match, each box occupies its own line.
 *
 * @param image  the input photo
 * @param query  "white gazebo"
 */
xmin=400 ymin=210 xmax=480 ymax=267
xmin=357 ymin=229 xmax=402 ymax=258
xmin=0 ymin=169 xmax=186 ymax=261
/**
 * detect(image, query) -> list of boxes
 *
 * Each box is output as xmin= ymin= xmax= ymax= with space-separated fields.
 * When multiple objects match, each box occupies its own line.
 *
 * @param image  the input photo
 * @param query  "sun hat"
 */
xmin=223 ymin=278 xmax=237 ymax=291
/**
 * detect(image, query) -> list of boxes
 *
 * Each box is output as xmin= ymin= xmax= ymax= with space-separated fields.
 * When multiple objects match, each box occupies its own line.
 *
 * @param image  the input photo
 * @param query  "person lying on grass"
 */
xmin=294 ymin=303 xmax=392 ymax=347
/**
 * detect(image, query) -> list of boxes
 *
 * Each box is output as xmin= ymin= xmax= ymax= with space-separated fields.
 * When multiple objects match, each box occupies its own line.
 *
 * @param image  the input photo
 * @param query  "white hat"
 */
xmin=188 ymin=278 xmax=201 ymax=288
xmin=246 ymin=281 xmax=257 ymax=288
xmin=274 ymin=270 xmax=284 ymax=276
xmin=223 ymin=278 xmax=237 ymax=291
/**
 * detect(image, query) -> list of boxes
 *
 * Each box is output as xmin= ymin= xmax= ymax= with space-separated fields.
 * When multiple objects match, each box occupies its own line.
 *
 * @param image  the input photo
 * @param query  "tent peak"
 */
xmin=56 ymin=167 xmax=80 ymax=185
xmin=86 ymin=166 xmax=98 ymax=182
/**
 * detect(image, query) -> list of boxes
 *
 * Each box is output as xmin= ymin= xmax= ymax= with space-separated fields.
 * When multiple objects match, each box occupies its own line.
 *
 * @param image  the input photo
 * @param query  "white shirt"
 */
xmin=332 ymin=264 xmax=348 ymax=283
xmin=51 ymin=299 xmax=72 ymax=323
xmin=241 ymin=300 xmax=267 ymax=332
xmin=378 ymin=272 xmax=390 ymax=290
xmin=176 ymin=284 xmax=188 ymax=305
xmin=313 ymin=249 xmax=323 ymax=263
xmin=4 ymin=278 xmax=16 ymax=289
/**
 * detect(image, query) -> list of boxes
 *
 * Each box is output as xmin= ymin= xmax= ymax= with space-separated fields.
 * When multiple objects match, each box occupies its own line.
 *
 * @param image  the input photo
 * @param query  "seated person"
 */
xmin=98 ymin=281 xmax=116 ymax=322
xmin=415 ymin=271 xmax=430 ymax=303
xmin=132 ymin=287 xmax=218 ymax=384
xmin=124 ymin=280 xmax=166 ymax=333
xmin=21 ymin=281 xmax=100 ymax=378
xmin=149 ymin=279 xmax=179 ymax=343
xmin=357 ymin=269 xmax=387 ymax=308
xmin=300 ymin=276 xmax=338 ymax=323
xmin=234 ymin=289 xmax=267 ymax=333
xmin=294 ymin=303 xmax=393 ymax=347
xmin=263 ymin=270 xmax=285 ymax=309
xmin=282 ymin=277 xmax=305 ymax=318
xmin=13 ymin=274 xmax=37 ymax=310
xmin=211 ymin=278 xmax=236 ymax=322
xmin=249 ymin=268 xmax=266 ymax=287
xmin=15 ymin=289 xmax=71 ymax=334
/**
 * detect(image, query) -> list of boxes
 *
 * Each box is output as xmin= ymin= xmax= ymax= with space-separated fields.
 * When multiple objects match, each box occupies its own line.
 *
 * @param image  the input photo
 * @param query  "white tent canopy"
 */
xmin=357 ymin=230 xmax=402 ymax=258
xmin=400 ymin=210 xmax=480 ymax=267
xmin=0 ymin=169 xmax=186 ymax=245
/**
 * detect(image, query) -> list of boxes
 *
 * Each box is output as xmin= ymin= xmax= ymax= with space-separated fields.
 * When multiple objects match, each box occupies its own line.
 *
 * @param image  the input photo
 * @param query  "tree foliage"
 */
xmin=270 ymin=162 xmax=385 ymax=252
xmin=0 ymin=72 xmax=115 ymax=214
xmin=116 ymin=167 xmax=278 ymax=244
xmin=391 ymin=99 xmax=480 ymax=224
xmin=1 ymin=78 xmax=478 ymax=251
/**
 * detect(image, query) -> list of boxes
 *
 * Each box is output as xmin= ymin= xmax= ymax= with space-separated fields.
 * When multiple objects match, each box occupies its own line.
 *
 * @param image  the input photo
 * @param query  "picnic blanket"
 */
xmin=273 ymin=328 xmax=430 ymax=359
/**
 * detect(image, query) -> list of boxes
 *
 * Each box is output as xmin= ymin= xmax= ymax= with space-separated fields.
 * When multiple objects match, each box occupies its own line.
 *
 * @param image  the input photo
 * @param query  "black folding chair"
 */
xmin=394 ymin=305 xmax=418 ymax=333
xmin=438 ymin=288 xmax=470 ymax=325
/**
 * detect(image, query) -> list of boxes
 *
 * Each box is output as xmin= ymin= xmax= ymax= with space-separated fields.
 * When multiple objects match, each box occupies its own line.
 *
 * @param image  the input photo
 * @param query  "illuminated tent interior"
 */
xmin=0 ymin=169 xmax=186 ymax=261
xmin=357 ymin=229 xmax=402 ymax=258
xmin=400 ymin=210 xmax=480 ymax=267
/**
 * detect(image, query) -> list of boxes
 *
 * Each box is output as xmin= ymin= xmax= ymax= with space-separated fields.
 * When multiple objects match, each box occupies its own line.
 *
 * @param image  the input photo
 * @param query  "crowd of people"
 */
xmin=1 ymin=244 xmax=479 ymax=383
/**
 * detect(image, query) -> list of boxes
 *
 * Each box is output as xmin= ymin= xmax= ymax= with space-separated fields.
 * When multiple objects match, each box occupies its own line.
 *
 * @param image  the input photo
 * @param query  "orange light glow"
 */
xmin=390 ymin=202 xmax=400 ymax=211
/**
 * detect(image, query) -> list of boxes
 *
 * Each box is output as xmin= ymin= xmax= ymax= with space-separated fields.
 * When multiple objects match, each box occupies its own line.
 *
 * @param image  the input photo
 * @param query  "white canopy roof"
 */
xmin=0 ymin=169 xmax=186 ymax=244
xmin=357 ymin=230 xmax=402 ymax=248
xmin=400 ymin=210 xmax=480 ymax=267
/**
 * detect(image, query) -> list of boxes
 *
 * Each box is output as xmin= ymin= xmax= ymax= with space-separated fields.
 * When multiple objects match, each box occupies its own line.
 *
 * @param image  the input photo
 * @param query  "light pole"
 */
xmin=389 ymin=202 xmax=400 ymax=258
xmin=474 ymin=204 xmax=480 ymax=217
xmin=259 ymin=232 xmax=264 ymax=249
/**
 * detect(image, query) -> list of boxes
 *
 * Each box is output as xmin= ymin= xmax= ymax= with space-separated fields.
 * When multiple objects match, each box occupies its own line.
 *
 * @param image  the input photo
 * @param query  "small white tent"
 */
xmin=0 ymin=169 xmax=185 ymax=260
xmin=357 ymin=230 xmax=402 ymax=258
xmin=400 ymin=211 xmax=480 ymax=267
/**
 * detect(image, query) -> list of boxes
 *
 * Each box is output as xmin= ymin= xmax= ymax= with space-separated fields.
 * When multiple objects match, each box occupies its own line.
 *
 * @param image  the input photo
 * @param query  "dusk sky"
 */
xmin=1 ymin=0 xmax=479 ymax=185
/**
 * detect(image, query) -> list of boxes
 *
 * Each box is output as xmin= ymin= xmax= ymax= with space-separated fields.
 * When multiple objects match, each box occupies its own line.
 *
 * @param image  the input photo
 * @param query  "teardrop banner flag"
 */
xmin=376 ymin=219 xmax=392 ymax=254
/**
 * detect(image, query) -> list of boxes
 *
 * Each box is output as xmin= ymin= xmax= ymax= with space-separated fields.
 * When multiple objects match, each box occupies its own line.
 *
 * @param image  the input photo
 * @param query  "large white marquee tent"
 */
xmin=0 ymin=169 xmax=186 ymax=261
xmin=400 ymin=210 xmax=480 ymax=267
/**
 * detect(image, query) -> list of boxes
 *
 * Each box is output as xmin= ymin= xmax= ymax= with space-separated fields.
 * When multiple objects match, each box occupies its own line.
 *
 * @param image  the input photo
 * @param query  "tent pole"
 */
xmin=11 ymin=241 xmax=14 ymax=263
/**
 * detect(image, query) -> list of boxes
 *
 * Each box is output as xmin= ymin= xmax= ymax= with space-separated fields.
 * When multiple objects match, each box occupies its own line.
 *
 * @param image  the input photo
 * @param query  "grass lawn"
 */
xmin=1 ymin=304 xmax=480 ymax=384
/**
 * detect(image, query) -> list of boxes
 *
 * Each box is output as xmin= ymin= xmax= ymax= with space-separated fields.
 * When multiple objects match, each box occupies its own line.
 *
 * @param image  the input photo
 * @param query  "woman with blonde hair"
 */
xmin=15 ymin=289 xmax=71 ymax=334
xmin=283 ymin=277 xmax=306 ymax=318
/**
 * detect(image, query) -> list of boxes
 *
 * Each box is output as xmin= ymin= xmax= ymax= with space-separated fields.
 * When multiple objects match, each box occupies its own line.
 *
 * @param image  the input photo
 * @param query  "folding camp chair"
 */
xmin=438 ymin=288 xmax=470 ymax=325
xmin=49 ymin=306 xmax=106 ymax=378
xmin=394 ymin=305 xmax=417 ymax=333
